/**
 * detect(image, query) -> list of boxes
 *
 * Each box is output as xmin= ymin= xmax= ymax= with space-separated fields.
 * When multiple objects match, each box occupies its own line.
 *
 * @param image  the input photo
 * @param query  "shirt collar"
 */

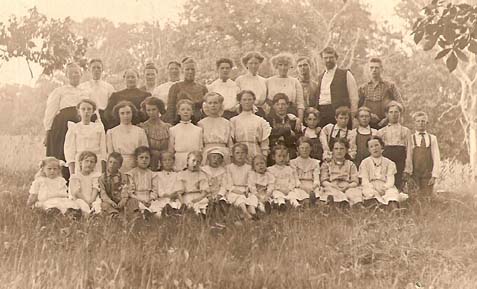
xmin=416 ymin=131 xmax=428 ymax=136
xmin=325 ymin=65 xmax=337 ymax=73
xmin=180 ymin=120 xmax=192 ymax=124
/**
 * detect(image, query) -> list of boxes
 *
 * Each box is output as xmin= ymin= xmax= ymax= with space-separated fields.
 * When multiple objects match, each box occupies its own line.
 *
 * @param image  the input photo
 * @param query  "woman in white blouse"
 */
xmin=235 ymin=51 xmax=268 ymax=117
xmin=43 ymin=62 xmax=89 ymax=179
xmin=106 ymin=101 xmax=149 ymax=173
xmin=266 ymin=53 xmax=305 ymax=131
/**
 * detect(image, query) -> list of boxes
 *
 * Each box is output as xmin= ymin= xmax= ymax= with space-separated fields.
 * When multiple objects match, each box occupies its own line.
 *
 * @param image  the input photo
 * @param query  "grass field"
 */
xmin=1 ymin=135 xmax=477 ymax=288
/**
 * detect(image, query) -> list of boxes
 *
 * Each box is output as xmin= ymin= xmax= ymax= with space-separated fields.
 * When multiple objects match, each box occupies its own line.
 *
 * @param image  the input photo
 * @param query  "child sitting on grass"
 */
xmin=126 ymin=146 xmax=161 ymax=218
xmin=319 ymin=138 xmax=362 ymax=207
xmin=247 ymin=154 xmax=274 ymax=214
xmin=201 ymin=147 xmax=227 ymax=202
xmin=225 ymin=143 xmax=258 ymax=220
xmin=154 ymin=152 xmax=182 ymax=216
xmin=268 ymin=145 xmax=309 ymax=209
xmin=69 ymin=151 xmax=102 ymax=215
xmin=290 ymin=137 xmax=321 ymax=206
xmin=27 ymin=157 xmax=80 ymax=214
xmin=99 ymin=152 xmax=138 ymax=216
xmin=360 ymin=136 xmax=408 ymax=207
xmin=177 ymin=151 xmax=210 ymax=216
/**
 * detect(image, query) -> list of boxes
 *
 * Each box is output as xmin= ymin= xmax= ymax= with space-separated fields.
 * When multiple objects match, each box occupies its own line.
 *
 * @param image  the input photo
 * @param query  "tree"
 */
xmin=412 ymin=0 xmax=477 ymax=179
xmin=0 ymin=7 xmax=88 ymax=76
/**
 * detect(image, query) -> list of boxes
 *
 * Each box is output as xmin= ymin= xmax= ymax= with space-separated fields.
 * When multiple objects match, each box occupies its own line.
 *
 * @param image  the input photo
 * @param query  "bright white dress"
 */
xmin=64 ymin=122 xmax=106 ymax=173
xmin=152 ymin=81 xmax=178 ymax=110
xmin=247 ymin=170 xmax=275 ymax=212
xmin=290 ymin=157 xmax=321 ymax=195
xmin=230 ymin=111 xmax=271 ymax=158
xmin=225 ymin=163 xmax=258 ymax=207
xmin=359 ymin=156 xmax=409 ymax=204
xmin=198 ymin=117 xmax=233 ymax=164
xmin=319 ymin=159 xmax=362 ymax=205
xmin=268 ymin=164 xmax=309 ymax=207
xmin=154 ymin=171 xmax=182 ymax=213
xmin=169 ymin=121 xmax=203 ymax=171
xmin=177 ymin=170 xmax=210 ymax=214
xmin=69 ymin=171 xmax=102 ymax=214
xmin=29 ymin=176 xmax=80 ymax=213
xmin=106 ymin=125 xmax=149 ymax=173
xmin=201 ymin=165 xmax=227 ymax=200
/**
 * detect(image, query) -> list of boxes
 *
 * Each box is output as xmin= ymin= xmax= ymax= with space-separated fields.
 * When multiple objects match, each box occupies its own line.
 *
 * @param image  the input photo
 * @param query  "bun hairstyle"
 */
xmin=141 ymin=96 xmax=166 ymax=115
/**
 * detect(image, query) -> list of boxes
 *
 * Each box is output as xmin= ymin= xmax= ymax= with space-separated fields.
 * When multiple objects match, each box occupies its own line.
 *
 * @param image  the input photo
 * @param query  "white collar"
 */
xmin=325 ymin=65 xmax=337 ymax=73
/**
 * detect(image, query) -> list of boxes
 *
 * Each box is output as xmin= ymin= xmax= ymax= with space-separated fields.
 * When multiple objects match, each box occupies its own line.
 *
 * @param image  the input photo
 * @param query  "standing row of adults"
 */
xmin=43 ymin=47 xmax=403 ymax=179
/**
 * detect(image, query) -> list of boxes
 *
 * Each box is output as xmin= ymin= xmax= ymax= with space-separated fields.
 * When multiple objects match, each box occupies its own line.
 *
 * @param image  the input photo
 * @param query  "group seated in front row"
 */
xmin=29 ymin=134 xmax=419 ymax=220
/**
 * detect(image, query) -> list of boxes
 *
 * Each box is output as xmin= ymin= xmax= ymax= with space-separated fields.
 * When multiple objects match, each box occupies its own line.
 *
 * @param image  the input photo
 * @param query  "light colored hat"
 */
xmin=205 ymin=147 xmax=225 ymax=157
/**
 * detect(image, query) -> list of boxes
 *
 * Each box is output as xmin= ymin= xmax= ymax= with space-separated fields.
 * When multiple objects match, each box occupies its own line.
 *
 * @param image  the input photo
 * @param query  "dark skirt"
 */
xmin=46 ymin=106 xmax=80 ymax=180
xmin=383 ymin=145 xmax=406 ymax=190
xmin=309 ymin=137 xmax=323 ymax=161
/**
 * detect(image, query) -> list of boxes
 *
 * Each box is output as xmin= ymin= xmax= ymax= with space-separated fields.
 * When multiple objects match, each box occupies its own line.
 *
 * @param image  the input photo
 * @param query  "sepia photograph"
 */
xmin=1 ymin=0 xmax=476 ymax=288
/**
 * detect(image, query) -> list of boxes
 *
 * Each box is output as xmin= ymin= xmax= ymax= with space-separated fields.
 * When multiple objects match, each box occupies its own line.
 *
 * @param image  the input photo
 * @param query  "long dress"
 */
xmin=319 ymin=159 xmax=362 ymax=205
xmin=126 ymin=167 xmax=161 ymax=213
xmin=268 ymin=164 xmax=309 ymax=207
xmin=139 ymin=119 xmax=171 ymax=171
xmin=154 ymin=170 xmax=182 ymax=213
xmin=225 ymin=163 xmax=258 ymax=207
xmin=69 ymin=171 xmax=102 ymax=214
xmin=29 ymin=176 xmax=80 ymax=213
xmin=43 ymin=84 xmax=89 ymax=178
xmin=168 ymin=121 xmax=203 ymax=171
xmin=289 ymin=157 xmax=321 ymax=195
xmin=230 ymin=111 xmax=271 ymax=159
xmin=177 ymin=170 xmax=210 ymax=214
xmin=106 ymin=124 xmax=149 ymax=173
xmin=198 ymin=116 xmax=233 ymax=164
xmin=359 ymin=156 xmax=408 ymax=204
xmin=64 ymin=122 xmax=107 ymax=173
xmin=247 ymin=170 xmax=275 ymax=212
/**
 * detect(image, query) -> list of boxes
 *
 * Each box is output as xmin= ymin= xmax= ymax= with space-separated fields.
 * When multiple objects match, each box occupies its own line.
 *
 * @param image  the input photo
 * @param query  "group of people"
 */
xmin=29 ymin=47 xmax=441 ymax=220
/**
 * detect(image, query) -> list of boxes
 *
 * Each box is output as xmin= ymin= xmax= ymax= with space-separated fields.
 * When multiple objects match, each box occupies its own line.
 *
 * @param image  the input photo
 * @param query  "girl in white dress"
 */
xmin=225 ymin=144 xmax=258 ymax=220
xmin=27 ymin=157 xmax=80 ymax=214
xmin=359 ymin=136 xmax=408 ymax=207
xmin=268 ymin=146 xmax=309 ymax=209
xmin=230 ymin=90 xmax=271 ymax=159
xmin=247 ymin=155 xmax=274 ymax=214
xmin=69 ymin=151 xmax=102 ymax=215
xmin=64 ymin=99 xmax=106 ymax=174
xmin=154 ymin=152 xmax=182 ymax=216
xmin=198 ymin=92 xmax=234 ymax=164
xmin=177 ymin=151 xmax=210 ymax=216
xmin=290 ymin=137 xmax=321 ymax=205
xmin=168 ymin=99 xmax=203 ymax=171
xmin=319 ymin=138 xmax=362 ymax=206
xmin=106 ymin=101 xmax=149 ymax=173
xmin=126 ymin=146 xmax=161 ymax=217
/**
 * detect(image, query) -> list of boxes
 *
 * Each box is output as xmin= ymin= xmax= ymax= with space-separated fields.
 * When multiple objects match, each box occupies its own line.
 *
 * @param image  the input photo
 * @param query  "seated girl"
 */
xmin=126 ymin=146 xmax=161 ymax=217
xmin=69 ymin=151 xmax=102 ymax=215
xmin=201 ymin=147 xmax=227 ymax=201
xmin=225 ymin=143 xmax=258 ymax=220
xmin=177 ymin=151 xmax=210 ymax=216
xmin=290 ymin=137 xmax=321 ymax=205
xmin=154 ymin=152 xmax=182 ymax=216
xmin=247 ymin=155 xmax=274 ymax=214
xmin=27 ymin=157 xmax=80 ymax=214
xmin=359 ymin=136 xmax=409 ymax=207
xmin=319 ymin=138 xmax=362 ymax=207
xmin=268 ymin=145 xmax=309 ymax=209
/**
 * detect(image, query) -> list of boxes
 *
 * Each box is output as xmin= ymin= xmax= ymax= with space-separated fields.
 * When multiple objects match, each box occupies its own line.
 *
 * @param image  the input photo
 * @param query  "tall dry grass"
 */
xmin=1 ymin=134 xmax=477 ymax=288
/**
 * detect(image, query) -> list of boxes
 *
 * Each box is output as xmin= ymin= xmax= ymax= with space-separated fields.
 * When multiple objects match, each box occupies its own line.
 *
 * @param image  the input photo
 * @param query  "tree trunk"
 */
xmin=469 ymin=121 xmax=477 ymax=180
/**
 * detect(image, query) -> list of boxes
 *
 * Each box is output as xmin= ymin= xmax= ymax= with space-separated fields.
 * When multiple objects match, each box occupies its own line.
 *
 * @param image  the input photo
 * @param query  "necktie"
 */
xmin=419 ymin=133 xmax=426 ymax=147
xmin=336 ymin=129 xmax=341 ymax=139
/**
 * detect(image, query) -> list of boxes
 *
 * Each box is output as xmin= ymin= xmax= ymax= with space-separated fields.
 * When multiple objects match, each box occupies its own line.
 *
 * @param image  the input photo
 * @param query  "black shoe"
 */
xmin=310 ymin=193 xmax=317 ymax=207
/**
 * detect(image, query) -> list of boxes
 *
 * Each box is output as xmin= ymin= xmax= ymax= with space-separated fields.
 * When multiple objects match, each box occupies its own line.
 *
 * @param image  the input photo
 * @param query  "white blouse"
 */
xmin=64 ymin=122 xmax=107 ymax=167
xmin=29 ymin=176 xmax=68 ymax=202
xmin=266 ymin=76 xmax=304 ymax=109
xmin=43 ymin=84 xmax=89 ymax=130
xmin=207 ymin=79 xmax=240 ymax=111
xmin=235 ymin=73 xmax=268 ymax=106
xmin=106 ymin=125 xmax=149 ymax=156
xmin=78 ymin=79 xmax=115 ymax=110
xmin=230 ymin=111 xmax=271 ymax=156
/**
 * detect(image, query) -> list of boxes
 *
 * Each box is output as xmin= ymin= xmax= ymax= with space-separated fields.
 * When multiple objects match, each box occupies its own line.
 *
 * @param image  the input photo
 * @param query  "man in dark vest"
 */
xmin=313 ymin=47 xmax=359 ymax=128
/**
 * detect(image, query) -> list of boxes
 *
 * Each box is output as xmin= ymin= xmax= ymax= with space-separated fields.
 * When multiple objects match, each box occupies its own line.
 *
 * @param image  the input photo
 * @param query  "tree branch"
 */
xmin=438 ymin=103 xmax=460 ymax=121
xmin=25 ymin=57 xmax=33 ymax=79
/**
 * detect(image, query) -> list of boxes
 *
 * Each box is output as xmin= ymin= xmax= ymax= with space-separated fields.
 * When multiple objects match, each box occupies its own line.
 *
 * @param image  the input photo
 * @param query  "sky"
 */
xmin=0 ymin=0 xmax=402 ymax=86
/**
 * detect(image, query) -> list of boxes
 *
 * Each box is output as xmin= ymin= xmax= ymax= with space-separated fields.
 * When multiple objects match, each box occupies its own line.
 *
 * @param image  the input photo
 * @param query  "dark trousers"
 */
xmin=413 ymin=176 xmax=434 ymax=195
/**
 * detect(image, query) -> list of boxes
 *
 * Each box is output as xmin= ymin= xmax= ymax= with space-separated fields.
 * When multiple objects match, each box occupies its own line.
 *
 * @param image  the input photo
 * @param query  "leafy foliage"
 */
xmin=0 ymin=7 xmax=88 ymax=75
xmin=412 ymin=0 xmax=477 ymax=72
